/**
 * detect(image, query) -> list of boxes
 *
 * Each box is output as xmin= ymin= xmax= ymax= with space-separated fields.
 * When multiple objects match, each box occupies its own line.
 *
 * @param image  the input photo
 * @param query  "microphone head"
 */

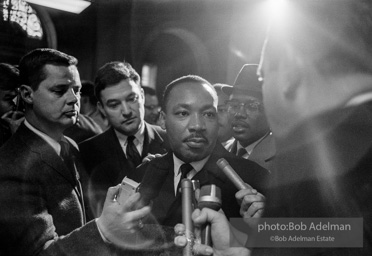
xmin=198 ymin=184 xmax=222 ymax=211
xmin=216 ymin=158 xmax=229 ymax=169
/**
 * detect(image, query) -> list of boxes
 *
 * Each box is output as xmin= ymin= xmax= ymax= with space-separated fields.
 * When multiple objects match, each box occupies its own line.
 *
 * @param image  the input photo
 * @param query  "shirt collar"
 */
xmin=114 ymin=121 xmax=146 ymax=146
xmin=24 ymin=119 xmax=61 ymax=155
xmin=173 ymin=153 xmax=210 ymax=177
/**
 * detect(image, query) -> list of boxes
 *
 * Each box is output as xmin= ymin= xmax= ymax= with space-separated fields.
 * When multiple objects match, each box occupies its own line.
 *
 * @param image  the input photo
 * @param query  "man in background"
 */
xmin=80 ymin=80 xmax=109 ymax=131
xmin=79 ymin=61 xmax=167 ymax=218
xmin=0 ymin=63 xmax=24 ymax=146
xmin=0 ymin=48 xmax=149 ymax=255
xmin=224 ymin=64 xmax=275 ymax=171
xmin=213 ymin=83 xmax=234 ymax=146
xmin=143 ymin=86 xmax=161 ymax=125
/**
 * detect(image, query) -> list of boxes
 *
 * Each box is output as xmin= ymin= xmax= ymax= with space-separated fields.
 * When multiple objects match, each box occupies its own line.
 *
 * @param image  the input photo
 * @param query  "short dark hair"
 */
xmin=19 ymin=48 xmax=78 ymax=90
xmin=0 ymin=63 xmax=20 ymax=91
xmin=81 ymin=80 xmax=97 ymax=105
xmin=94 ymin=61 xmax=140 ymax=103
xmin=162 ymin=75 xmax=214 ymax=112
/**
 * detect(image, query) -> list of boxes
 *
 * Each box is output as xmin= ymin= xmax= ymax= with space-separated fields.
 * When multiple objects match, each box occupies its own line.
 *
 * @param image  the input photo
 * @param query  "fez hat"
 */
xmin=222 ymin=64 xmax=262 ymax=99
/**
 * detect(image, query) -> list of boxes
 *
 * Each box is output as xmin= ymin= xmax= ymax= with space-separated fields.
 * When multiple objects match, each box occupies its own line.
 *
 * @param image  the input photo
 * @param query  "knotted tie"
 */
xmin=126 ymin=135 xmax=142 ymax=167
xmin=59 ymin=138 xmax=86 ymax=224
xmin=176 ymin=163 xmax=194 ymax=195
xmin=237 ymin=148 xmax=248 ymax=158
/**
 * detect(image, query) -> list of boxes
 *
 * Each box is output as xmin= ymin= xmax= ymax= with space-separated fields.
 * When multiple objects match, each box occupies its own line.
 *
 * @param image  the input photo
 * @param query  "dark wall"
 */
xmin=33 ymin=0 xmax=267 ymax=88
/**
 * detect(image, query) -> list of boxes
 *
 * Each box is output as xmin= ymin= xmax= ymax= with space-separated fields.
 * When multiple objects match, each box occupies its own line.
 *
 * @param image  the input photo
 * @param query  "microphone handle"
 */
xmin=217 ymin=158 xmax=251 ymax=190
xmin=181 ymin=179 xmax=194 ymax=256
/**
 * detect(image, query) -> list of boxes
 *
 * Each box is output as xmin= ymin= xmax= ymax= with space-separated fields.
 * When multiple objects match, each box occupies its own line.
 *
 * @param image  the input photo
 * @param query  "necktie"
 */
xmin=237 ymin=148 xmax=248 ymax=158
xmin=176 ymin=163 xmax=194 ymax=195
xmin=126 ymin=135 xmax=142 ymax=167
xmin=59 ymin=138 xmax=86 ymax=224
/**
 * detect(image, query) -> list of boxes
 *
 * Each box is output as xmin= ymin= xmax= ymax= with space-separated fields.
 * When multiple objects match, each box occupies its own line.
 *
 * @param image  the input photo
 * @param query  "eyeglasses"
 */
xmin=225 ymin=100 xmax=261 ymax=114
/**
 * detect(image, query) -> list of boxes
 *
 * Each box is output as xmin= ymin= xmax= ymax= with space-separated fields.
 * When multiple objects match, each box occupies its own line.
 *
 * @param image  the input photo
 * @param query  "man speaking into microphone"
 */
xmin=138 ymin=75 xmax=268 ymax=227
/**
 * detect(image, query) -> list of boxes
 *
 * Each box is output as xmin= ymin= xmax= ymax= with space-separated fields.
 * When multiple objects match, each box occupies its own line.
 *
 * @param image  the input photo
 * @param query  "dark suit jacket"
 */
xmin=0 ymin=123 xmax=112 ymax=256
xmin=225 ymin=132 xmax=276 ymax=172
xmin=79 ymin=123 xmax=167 ymax=218
xmin=138 ymin=143 xmax=269 ymax=227
xmin=256 ymin=102 xmax=372 ymax=256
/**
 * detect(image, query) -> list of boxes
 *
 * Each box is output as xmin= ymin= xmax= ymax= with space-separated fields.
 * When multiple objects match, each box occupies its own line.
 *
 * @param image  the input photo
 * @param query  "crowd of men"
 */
xmin=0 ymin=0 xmax=371 ymax=255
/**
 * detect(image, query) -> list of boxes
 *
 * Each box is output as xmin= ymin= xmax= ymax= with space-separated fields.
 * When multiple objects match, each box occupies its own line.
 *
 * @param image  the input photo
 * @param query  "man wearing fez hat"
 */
xmin=223 ymin=64 xmax=275 ymax=171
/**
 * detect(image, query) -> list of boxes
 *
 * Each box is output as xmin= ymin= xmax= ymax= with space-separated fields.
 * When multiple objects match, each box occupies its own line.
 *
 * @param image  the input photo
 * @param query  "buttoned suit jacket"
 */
xmin=0 ymin=123 xmax=112 ymax=256
xmin=79 ymin=123 xmax=168 ymax=218
xmin=138 ymin=143 xmax=269 ymax=227
xmin=225 ymin=132 xmax=276 ymax=172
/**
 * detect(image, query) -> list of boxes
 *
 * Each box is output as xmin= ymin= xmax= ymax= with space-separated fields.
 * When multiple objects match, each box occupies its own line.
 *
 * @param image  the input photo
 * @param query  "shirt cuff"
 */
xmin=95 ymin=218 xmax=112 ymax=244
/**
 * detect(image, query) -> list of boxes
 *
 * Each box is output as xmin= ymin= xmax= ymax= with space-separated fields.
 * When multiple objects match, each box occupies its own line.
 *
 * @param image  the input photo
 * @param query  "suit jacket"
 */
xmin=255 ymin=102 xmax=372 ymax=256
xmin=79 ymin=123 xmax=167 ymax=218
xmin=0 ymin=123 xmax=112 ymax=256
xmin=225 ymin=132 xmax=276 ymax=172
xmin=138 ymin=143 xmax=269 ymax=227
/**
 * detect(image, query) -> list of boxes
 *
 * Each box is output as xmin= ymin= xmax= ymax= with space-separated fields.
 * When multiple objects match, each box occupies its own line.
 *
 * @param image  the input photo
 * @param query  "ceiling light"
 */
xmin=26 ymin=0 xmax=91 ymax=14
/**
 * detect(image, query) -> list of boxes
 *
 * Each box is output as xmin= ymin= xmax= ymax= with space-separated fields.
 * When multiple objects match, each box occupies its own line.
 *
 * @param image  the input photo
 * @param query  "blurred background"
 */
xmin=0 ymin=0 xmax=268 ymax=100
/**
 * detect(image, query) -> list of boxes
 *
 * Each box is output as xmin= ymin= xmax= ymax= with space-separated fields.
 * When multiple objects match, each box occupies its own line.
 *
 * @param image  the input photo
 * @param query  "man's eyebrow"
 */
xmin=106 ymin=98 xmax=120 ymax=104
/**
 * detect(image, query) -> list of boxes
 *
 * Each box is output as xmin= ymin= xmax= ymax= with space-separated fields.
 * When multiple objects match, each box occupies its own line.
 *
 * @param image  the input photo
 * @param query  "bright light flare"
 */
xmin=26 ymin=0 xmax=91 ymax=14
xmin=265 ymin=0 xmax=290 ymax=23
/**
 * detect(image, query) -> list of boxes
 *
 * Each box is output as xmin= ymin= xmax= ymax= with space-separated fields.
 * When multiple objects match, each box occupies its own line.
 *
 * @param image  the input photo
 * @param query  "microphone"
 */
xmin=181 ymin=179 xmax=194 ymax=256
xmin=216 ymin=158 xmax=252 ymax=190
xmin=197 ymin=184 xmax=222 ymax=246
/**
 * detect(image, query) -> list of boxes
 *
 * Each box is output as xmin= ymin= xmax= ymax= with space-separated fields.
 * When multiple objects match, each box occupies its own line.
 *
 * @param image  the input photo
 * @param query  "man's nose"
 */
xmin=66 ymin=88 xmax=79 ymax=104
xmin=189 ymin=113 xmax=206 ymax=131
xmin=121 ymin=102 xmax=131 ymax=116
xmin=234 ymin=104 xmax=248 ymax=119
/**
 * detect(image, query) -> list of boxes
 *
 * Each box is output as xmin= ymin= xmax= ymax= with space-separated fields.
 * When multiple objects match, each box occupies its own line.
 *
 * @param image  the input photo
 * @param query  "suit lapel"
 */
xmin=18 ymin=124 xmax=87 ymax=222
xmin=142 ymin=123 xmax=166 ymax=157
xmin=18 ymin=124 xmax=76 ymax=187
xmin=249 ymin=132 xmax=276 ymax=163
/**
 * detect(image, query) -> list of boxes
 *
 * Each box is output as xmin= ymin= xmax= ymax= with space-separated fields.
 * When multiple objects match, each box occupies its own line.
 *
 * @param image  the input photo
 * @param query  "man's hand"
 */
xmin=235 ymin=185 xmax=265 ymax=219
xmin=142 ymin=153 xmax=163 ymax=163
xmin=96 ymin=185 xmax=151 ymax=247
xmin=174 ymin=208 xmax=250 ymax=256
xmin=1 ymin=110 xmax=25 ymax=134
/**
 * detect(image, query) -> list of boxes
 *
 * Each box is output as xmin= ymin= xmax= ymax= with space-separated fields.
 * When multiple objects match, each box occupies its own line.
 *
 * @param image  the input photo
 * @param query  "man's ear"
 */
xmin=140 ymin=87 xmax=145 ymax=100
xmin=158 ymin=111 xmax=166 ymax=130
xmin=20 ymin=84 xmax=33 ymax=105
xmin=97 ymin=101 xmax=107 ymax=117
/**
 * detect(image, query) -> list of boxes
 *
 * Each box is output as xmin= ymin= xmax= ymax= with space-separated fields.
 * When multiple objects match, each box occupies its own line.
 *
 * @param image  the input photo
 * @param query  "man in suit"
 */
xmin=139 ymin=75 xmax=268 ymax=227
xmin=143 ymin=86 xmax=161 ymax=125
xmin=0 ymin=63 xmax=24 ymax=147
xmin=213 ymin=83 xmax=234 ymax=146
xmin=253 ymin=0 xmax=372 ymax=255
xmin=79 ymin=61 xmax=167 ymax=218
xmin=0 ymin=48 xmax=150 ymax=255
xmin=223 ymin=64 xmax=275 ymax=171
